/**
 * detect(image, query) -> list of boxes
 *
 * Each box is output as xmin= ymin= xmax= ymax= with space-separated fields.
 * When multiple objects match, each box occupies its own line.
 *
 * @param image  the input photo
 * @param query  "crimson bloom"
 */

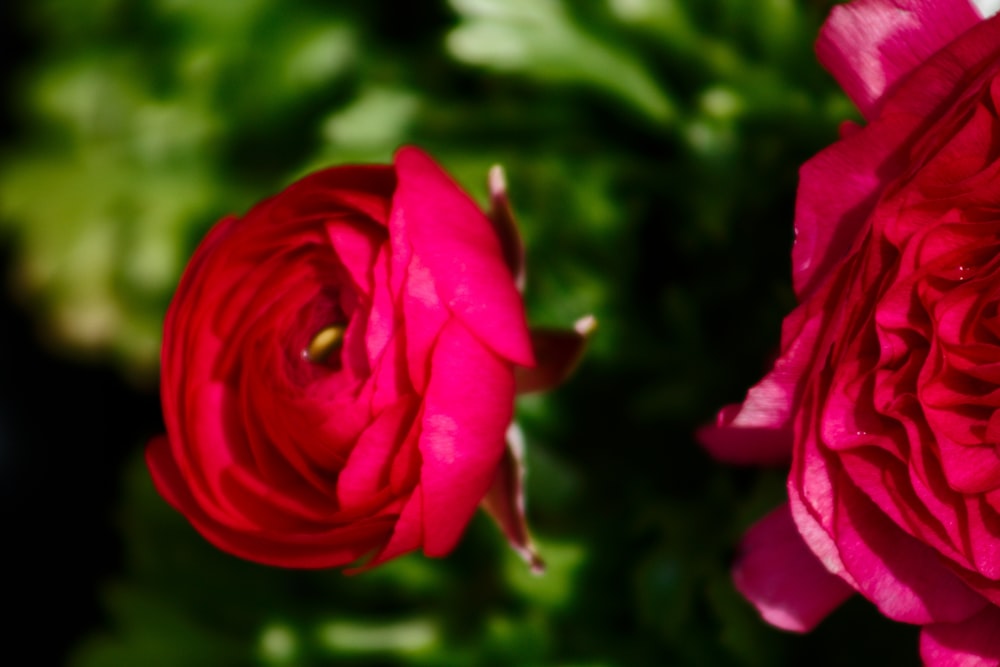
xmin=147 ymin=146 xmax=589 ymax=570
xmin=700 ymin=0 xmax=1000 ymax=663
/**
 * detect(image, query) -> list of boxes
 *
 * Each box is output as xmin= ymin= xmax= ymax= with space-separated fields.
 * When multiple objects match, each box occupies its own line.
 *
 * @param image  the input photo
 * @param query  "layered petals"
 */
xmin=702 ymin=1 xmax=1000 ymax=661
xmin=147 ymin=147 xmax=577 ymax=570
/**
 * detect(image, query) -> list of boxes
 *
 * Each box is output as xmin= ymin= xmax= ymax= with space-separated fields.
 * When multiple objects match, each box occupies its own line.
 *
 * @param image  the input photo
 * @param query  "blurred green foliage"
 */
xmin=3 ymin=0 xmax=923 ymax=665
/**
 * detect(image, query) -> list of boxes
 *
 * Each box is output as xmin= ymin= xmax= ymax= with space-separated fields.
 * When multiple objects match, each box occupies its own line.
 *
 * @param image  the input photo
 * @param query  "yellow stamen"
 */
xmin=305 ymin=325 xmax=346 ymax=363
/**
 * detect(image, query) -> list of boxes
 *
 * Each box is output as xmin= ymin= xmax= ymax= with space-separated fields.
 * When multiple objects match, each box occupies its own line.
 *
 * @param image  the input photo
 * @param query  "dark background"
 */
xmin=1 ymin=1 xmax=923 ymax=665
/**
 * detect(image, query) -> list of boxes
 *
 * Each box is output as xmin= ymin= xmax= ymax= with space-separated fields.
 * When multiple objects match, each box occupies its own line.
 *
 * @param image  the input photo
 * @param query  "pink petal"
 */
xmin=921 ymin=606 xmax=1000 ymax=667
xmin=699 ymin=296 xmax=828 ymax=465
xmin=734 ymin=503 xmax=854 ymax=632
xmin=791 ymin=116 xmax=914 ymax=299
xmin=391 ymin=146 xmax=534 ymax=367
xmin=789 ymin=448 xmax=858 ymax=588
xmin=816 ymin=0 xmax=981 ymax=119
xmin=833 ymin=477 xmax=987 ymax=624
xmin=398 ymin=252 xmax=449 ymax=394
xmin=417 ymin=319 xmax=514 ymax=556
xmin=480 ymin=425 xmax=544 ymax=573
xmin=800 ymin=10 xmax=1000 ymax=299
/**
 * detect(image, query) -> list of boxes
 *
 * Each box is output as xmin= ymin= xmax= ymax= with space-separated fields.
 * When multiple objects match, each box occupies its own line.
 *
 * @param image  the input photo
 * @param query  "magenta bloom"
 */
xmin=147 ymin=147 xmax=587 ymax=570
xmin=701 ymin=0 xmax=1000 ymax=663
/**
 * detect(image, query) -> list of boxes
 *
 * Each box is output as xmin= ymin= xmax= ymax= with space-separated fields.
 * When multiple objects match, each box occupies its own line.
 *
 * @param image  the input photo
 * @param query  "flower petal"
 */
xmin=417 ymin=319 xmax=514 ymax=556
xmin=148 ymin=435 xmax=394 ymax=568
xmin=921 ymin=605 xmax=1000 ymax=667
xmin=833 ymin=477 xmax=987 ymax=624
xmin=392 ymin=146 xmax=534 ymax=367
xmin=791 ymin=116 xmax=913 ymax=299
xmin=337 ymin=399 xmax=417 ymax=510
xmin=325 ymin=218 xmax=385 ymax=297
xmin=816 ymin=0 xmax=982 ymax=119
xmin=733 ymin=503 xmax=854 ymax=632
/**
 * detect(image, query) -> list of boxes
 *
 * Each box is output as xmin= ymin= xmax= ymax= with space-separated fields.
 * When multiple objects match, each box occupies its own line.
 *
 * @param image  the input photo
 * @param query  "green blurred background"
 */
xmin=0 ymin=0 xmax=922 ymax=665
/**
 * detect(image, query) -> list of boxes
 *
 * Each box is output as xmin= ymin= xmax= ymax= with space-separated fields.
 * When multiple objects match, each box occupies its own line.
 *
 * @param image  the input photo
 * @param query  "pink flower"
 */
xmin=700 ymin=0 xmax=1000 ymax=663
xmin=147 ymin=146 xmax=589 ymax=570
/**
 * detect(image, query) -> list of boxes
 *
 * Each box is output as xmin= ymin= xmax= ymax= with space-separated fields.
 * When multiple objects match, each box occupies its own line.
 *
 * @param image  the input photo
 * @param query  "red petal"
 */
xmin=417 ymin=319 xmax=514 ymax=556
xmin=337 ymin=399 xmax=417 ymax=509
xmin=325 ymin=218 xmax=385 ymax=297
xmin=148 ymin=435 xmax=394 ymax=568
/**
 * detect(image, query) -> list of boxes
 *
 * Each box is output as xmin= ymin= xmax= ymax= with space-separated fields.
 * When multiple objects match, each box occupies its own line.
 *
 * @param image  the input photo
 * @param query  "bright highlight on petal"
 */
xmin=816 ymin=0 xmax=981 ymax=118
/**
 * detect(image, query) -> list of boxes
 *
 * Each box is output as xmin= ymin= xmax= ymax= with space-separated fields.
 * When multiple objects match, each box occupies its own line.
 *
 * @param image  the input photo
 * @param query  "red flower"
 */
xmin=700 ymin=0 xmax=1000 ymax=663
xmin=147 ymin=146 xmax=589 ymax=570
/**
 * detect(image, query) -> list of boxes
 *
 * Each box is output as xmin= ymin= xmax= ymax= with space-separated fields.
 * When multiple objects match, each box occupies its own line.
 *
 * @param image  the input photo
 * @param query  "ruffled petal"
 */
xmin=834 ymin=478 xmax=987 ymax=624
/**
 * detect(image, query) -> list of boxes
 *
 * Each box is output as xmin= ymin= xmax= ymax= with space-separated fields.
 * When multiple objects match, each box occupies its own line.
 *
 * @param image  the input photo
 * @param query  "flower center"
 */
xmin=304 ymin=324 xmax=346 ymax=364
